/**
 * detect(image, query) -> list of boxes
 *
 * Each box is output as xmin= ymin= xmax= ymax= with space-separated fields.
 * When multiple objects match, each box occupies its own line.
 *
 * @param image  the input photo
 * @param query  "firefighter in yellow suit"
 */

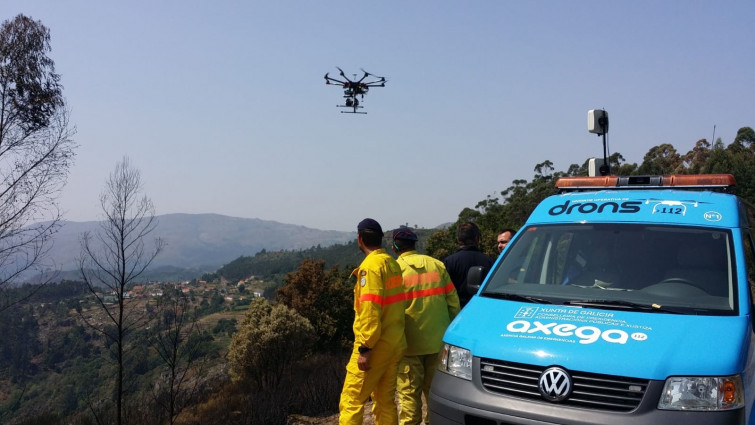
xmin=339 ymin=218 xmax=407 ymax=425
xmin=392 ymin=227 xmax=460 ymax=425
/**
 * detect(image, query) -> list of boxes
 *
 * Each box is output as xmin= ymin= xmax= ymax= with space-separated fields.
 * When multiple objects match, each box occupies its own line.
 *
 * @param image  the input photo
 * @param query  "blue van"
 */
xmin=429 ymin=174 xmax=755 ymax=424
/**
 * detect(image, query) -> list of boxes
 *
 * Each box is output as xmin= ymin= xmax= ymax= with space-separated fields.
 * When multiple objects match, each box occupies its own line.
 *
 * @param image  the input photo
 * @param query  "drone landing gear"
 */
xmin=337 ymin=105 xmax=366 ymax=114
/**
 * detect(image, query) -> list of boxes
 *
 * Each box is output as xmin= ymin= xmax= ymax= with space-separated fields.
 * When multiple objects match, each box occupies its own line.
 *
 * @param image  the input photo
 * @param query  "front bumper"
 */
xmin=428 ymin=364 xmax=744 ymax=425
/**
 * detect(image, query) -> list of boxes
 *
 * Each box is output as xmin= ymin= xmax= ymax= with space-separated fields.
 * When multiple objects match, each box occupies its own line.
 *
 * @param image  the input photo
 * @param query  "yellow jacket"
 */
xmin=351 ymin=248 xmax=407 ymax=352
xmin=397 ymin=251 xmax=461 ymax=356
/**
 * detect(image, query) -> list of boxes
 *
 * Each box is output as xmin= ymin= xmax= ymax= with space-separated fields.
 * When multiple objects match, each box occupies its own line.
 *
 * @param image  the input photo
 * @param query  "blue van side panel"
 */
xmin=734 ymin=233 xmax=753 ymax=314
xmin=746 ymin=323 xmax=755 ymax=425
xmin=445 ymin=297 xmax=749 ymax=379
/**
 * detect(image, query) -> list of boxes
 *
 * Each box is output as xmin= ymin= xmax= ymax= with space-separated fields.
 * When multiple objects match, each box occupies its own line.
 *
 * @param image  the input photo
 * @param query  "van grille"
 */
xmin=479 ymin=358 xmax=648 ymax=412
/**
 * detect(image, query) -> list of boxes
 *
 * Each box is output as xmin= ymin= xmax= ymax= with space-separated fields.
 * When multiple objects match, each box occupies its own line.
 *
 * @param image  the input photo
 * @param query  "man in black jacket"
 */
xmin=442 ymin=222 xmax=494 ymax=307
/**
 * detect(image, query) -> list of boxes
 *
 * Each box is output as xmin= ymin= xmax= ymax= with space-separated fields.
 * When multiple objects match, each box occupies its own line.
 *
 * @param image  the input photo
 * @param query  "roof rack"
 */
xmin=556 ymin=174 xmax=737 ymax=192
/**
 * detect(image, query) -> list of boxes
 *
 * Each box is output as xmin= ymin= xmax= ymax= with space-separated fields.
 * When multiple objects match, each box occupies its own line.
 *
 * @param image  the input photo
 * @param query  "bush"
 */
xmin=227 ymin=298 xmax=315 ymax=389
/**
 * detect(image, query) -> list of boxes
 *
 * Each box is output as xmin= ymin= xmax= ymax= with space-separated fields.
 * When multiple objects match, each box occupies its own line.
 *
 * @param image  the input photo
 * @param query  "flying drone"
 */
xmin=324 ymin=67 xmax=386 ymax=114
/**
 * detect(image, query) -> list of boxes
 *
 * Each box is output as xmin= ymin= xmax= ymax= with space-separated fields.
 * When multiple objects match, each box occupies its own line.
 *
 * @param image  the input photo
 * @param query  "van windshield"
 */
xmin=482 ymin=224 xmax=737 ymax=315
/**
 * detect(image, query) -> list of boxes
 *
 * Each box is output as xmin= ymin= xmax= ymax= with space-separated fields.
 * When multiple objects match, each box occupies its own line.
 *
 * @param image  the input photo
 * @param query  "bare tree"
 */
xmin=79 ymin=157 xmax=163 ymax=425
xmin=151 ymin=291 xmax=204 ymax=425
xmin=0 ymin=14 xmax=77 ymax=310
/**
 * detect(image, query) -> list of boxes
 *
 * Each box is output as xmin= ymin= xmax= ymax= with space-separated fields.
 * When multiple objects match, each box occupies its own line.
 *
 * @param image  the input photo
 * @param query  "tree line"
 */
xmin=426 ymin=127 xmax=755 ymax=260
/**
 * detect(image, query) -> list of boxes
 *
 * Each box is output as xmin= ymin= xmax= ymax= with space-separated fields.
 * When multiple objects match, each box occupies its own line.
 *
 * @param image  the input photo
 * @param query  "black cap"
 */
xmin=392 ymin=227 xmax=418 ymax=241
xmin=357 ymin=218 xmax=382 ymax=233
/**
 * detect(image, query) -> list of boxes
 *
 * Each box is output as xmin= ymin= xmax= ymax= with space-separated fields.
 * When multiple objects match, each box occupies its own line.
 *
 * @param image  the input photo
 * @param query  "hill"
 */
xmin=34 ymin=213 xmax=355 ymax=280
xmin=209 ymin=227 xmax=440 ymax=288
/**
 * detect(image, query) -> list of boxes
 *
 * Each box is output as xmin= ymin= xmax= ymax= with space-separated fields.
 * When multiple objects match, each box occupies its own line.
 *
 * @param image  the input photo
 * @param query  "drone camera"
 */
xmin=587 ymin=109 xmax=609 ymax=135
xmin=587 ymin=109 xmax=611 ymax=175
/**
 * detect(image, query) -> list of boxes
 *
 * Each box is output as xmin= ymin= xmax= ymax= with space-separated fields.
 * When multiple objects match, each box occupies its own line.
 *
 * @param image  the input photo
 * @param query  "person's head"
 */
xmin=456 ymin=222 xmax=481 ymax=247
xmin=357 ymin=218 xmax=383 ymax=252
xmin=392 ymin=227 xmax=418 ymax=254
xmin=497 ymin=229 xmax=515 ymax=253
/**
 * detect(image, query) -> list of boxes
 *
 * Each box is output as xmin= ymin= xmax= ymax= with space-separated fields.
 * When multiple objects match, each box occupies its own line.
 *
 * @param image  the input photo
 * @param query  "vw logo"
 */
xmin=539 ymin=367 xmax=572 ymax=402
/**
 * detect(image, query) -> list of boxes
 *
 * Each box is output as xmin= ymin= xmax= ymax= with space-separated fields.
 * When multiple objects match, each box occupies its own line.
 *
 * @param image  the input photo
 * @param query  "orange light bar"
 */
xmin=662 ymin=174 xmax=737 ymax=187
xmin=555 ymin=176 xmax=619 ymax=188
xmin=555 ymin=174 xmax=736 ymax=189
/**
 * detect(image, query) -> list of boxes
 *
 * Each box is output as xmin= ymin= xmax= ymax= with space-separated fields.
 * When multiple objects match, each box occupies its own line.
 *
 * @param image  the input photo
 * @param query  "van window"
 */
xmin=483 ymin=224 xmax=736 ymax=315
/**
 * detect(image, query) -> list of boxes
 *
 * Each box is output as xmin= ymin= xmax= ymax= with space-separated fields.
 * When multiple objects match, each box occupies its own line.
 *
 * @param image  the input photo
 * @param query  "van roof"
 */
xmin=528 ymin=187 xmax=743 ymax=228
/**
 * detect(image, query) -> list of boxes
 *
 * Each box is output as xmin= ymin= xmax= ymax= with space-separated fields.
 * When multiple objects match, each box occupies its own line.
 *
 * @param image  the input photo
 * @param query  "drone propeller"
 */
xmin=361 ymin=68 xmax=386 ymax=79
xmin=336 ymin=66 xmax=351 ymax=81
xmin=357 ymin=69 xmax=386 ymax=86
xmin=324 ymin=72 xmax=348 ymax=85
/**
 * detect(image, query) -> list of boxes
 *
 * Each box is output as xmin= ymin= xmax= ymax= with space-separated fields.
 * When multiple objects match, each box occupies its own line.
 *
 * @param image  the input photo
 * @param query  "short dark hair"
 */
xmin=393 ymin=237 xmax=416 ymax=252
xmin=359 ymin=229 xmax=383 ymax=248
xmin=499 ymin=228 xmax=516 ymax=237
xmin=457 ymin=222 xmax=481 ymax=246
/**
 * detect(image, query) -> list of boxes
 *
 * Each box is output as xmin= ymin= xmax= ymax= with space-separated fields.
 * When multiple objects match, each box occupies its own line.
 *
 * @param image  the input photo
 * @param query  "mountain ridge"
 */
xmin=38 ymin=213 xmax=356 ymax=278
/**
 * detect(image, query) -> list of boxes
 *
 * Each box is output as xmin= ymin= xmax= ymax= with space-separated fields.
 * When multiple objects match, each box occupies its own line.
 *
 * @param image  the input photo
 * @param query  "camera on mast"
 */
xmin=587 ymin=109 xmax=610 ymax=176
xmin=587 ymin=109 xmax=608 ymax=135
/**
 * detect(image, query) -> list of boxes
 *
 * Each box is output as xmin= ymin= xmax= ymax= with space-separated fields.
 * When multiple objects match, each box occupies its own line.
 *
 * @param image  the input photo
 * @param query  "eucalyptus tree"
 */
xmin=636 ymin=143 xmax=685 ymax=175
xmin=0 ymin=14 xmax=76 ymax=310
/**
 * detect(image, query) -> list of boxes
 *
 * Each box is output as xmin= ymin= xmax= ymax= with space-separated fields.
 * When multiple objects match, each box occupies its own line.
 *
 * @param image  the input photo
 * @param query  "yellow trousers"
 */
xmin=397 ymin=353 xmax=438 ymax=425
xmin=339 ymin=346 xmax=404 ymax=425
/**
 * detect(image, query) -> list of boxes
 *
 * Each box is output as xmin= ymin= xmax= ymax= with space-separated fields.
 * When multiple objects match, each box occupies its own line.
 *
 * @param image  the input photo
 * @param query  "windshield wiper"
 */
xmin=482 ymin=292 xmax=553 ymax=304
xmin=563 ymin=299 xmax=682 ymax=314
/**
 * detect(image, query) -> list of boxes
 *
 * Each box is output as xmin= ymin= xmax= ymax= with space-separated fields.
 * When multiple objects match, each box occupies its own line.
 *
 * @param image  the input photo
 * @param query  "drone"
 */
xmin=324 ymin=67 xmax=386 ymax=114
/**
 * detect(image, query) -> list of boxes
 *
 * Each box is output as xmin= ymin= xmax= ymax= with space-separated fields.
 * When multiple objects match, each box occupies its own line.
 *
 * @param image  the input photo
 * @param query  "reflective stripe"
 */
xmin=359 ymin=292 xmax=407 ymax=306
xmin=384 ymin=292 xmax=407 ymax=305
xmin=403 ymin=271 xmax=441 ymax=287
xmin=360 ymin=293 xmax=384 ymax=304
xmin=405 ymin=282 xmax=456 ymax=301
xmin=386 ymin=275 xmax=403 ymax=289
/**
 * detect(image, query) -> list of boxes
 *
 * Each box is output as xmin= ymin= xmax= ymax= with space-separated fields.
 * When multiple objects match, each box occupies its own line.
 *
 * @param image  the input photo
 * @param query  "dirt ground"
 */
xmin=287 ymin=397 xmax=427 ymax=425
xmin=286 ymin=401 xmax=375 ymax=425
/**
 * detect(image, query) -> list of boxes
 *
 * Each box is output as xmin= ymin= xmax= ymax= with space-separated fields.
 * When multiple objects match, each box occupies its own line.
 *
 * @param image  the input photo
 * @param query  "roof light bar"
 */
xmin=556 ymin=176 xmax=619 ymax=189
xmin=556 ymin=174 xmax=736 ymax=190
xmin=659 ymin=174 xmax=737 ymax=187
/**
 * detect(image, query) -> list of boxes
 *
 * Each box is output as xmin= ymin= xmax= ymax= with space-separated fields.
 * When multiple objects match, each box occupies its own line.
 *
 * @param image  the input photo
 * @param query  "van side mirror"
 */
xmin=466 ymin=266 xmax=489 ymax=296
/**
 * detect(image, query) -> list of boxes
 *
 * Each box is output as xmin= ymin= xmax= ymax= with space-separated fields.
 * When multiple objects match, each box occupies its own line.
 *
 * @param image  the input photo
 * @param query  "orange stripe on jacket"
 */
xmin=385 ymin=275 xmax=403 ymax=289
xmin=359 ymin=292 xmax=407 ymax=306
xmin=402 ymin=271 xmax=441 ymax=287
xmin=405 ymin=282 xmax=456 ymax=300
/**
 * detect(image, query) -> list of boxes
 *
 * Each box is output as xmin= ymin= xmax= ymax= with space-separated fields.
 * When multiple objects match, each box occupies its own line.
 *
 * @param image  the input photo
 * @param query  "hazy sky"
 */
xmin=3 ymin=1 xmax=754 ymax=232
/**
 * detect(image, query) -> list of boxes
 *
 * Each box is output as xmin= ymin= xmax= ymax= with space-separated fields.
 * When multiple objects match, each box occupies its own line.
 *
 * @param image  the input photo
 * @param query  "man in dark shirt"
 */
xmin=443 ymin=222 xmax=494 ymax=307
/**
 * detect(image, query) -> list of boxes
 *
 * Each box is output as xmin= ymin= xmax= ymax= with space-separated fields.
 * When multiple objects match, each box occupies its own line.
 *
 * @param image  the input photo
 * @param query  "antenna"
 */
xmin=712 ymin=125 xmax=716 ymax=144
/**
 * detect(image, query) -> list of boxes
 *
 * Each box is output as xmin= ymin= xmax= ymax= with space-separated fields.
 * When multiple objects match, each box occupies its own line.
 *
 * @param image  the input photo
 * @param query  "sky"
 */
xmin=2 ymin=1 xmax=754 ymax=232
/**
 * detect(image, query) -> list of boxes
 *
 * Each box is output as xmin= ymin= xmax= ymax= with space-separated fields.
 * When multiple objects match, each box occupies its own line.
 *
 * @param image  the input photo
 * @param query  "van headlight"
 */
xmin=439 ymin=343 xmax=472 ymax=380
xmin=658 ymin=376 xmax=744 ymax=411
